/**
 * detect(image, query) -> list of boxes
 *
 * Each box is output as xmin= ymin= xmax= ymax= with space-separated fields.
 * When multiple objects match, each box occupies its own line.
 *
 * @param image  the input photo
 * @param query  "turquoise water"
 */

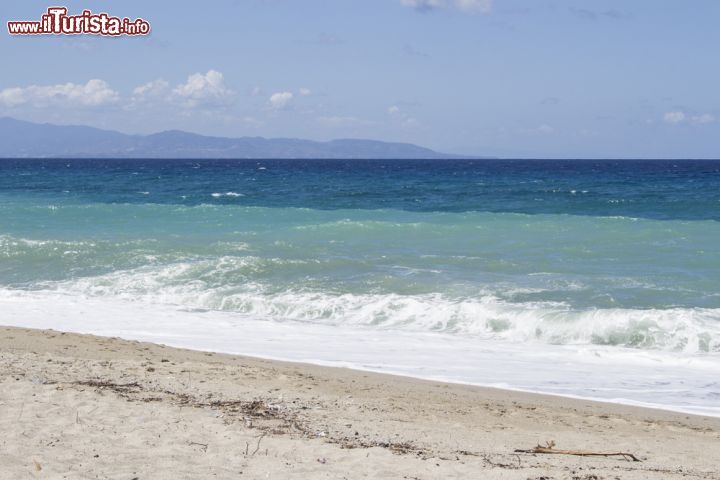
xmin=1 ymin=159 xmax=719 ymax=413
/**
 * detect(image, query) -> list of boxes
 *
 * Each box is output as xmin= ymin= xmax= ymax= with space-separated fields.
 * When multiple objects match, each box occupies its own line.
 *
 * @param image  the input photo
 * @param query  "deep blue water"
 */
xmin=1 ymin=158 xmax=719 ymax=220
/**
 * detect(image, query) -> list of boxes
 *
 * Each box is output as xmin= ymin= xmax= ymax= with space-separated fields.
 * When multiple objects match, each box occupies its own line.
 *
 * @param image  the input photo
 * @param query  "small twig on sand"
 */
xmin=75 ymin=380 xmax=141 ymax=392
xmin=189 ymin=441 xmax=208 ymax=452
xmin=251 ymin=433 xmax=266 ymax=456
xmin=514 ymin=441 xmax=641 ymax=462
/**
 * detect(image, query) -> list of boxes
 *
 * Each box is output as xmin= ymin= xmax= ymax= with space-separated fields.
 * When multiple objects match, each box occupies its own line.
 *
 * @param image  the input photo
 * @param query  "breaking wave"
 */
xmin=30 ymin=258 xmax=720 ymax=354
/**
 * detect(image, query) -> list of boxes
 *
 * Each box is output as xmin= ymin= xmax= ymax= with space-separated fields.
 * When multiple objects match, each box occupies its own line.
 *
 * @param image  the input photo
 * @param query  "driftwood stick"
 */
xmin=514 ymin=443 xmax=641 ymax=462
xmin=251 ymin=433 xmax=266 ymax=456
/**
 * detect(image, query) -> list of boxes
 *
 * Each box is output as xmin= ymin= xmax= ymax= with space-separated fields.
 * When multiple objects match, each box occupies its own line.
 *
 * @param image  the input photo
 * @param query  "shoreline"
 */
xmin=3 ymin=291 xmax=716 ymax=418
xmin=109 ymin=341 xmax=720 ymax=421
xmin=2 ymin=325 xmax=719 ymax=479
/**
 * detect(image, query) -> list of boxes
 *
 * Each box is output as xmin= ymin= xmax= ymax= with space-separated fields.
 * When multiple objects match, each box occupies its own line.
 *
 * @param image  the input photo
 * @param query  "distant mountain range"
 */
xmin=0 ymin=117 xmax=470 ymax=159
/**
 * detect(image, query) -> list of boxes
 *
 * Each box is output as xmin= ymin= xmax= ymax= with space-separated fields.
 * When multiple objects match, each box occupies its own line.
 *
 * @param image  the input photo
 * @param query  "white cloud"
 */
xmin=663 ymin=111 xmax=716 ymax=125
xmin=269 ymin=91 xmax=294 ymax=109
xmin=455 ymin=0 xmax=492 ymax=12
xmin=0 ymin=88 xmax=25 ymax=107
xmin=173 ymin=70 xmax=233 ymax=107
xmin=402 ymin=117 xmax=420 ymax=128
xmin=133 ymin=79 xmax=169 ymax=97
xmin=400 ymin=0 xmax=492 ymax=13
xmin=387 ymin=105 xmax=420 ymax=128
xmin=693 ymin=113 xmax=716 ymax=124
xmin=0 ymin=79 xmax=118 ymax=108
xmin=299 ymin=88 xmax=312 ymax=96
xmin=537 ymin=124 xmax=555 ymax=134
xmin=663 ymin=111 xmax=686 ymax=124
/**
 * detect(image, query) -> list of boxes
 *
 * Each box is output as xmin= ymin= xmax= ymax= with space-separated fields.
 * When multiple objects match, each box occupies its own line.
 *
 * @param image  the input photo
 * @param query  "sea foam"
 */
xmin=1 ymin=287 xmax=718 ymax=417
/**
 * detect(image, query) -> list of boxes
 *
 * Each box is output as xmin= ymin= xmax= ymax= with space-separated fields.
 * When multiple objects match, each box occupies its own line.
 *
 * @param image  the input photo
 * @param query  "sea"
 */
xmin=1 ymin=158 xmax=718 ymax=416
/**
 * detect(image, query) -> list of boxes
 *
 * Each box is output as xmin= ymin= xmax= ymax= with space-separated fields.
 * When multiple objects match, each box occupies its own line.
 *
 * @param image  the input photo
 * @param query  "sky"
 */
xmin=1 ymin=0 xmax=719 ymax=158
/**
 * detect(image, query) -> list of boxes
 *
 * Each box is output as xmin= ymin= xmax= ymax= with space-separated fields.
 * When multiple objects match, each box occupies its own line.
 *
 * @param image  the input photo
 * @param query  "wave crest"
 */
xmin=37 ymin=260 xmax=720 ymax=354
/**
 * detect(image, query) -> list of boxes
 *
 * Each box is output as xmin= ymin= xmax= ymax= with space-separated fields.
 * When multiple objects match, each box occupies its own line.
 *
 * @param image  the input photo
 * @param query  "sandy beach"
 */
xmin=0 ymin=326 xmax=717 ymax=479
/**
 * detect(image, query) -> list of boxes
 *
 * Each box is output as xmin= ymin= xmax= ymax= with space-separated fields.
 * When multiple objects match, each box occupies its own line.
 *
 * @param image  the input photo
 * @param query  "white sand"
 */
xmin=1 ymin=326 xmax=719 ymax=479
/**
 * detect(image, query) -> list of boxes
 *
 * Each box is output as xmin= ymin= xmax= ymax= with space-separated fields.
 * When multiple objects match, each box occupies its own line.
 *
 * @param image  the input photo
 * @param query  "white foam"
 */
xmin=211 ymin=192 xmax=244 ymax=198
xmin=42 ymin=263 xmax=720 ymax=354
xmin=1 ymin=288 xmax=718 ymax=417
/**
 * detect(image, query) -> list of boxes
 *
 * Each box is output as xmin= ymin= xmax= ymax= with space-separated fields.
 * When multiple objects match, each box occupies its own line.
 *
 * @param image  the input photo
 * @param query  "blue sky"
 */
xmin=1 ymin=0 xmax=719 ymax=158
